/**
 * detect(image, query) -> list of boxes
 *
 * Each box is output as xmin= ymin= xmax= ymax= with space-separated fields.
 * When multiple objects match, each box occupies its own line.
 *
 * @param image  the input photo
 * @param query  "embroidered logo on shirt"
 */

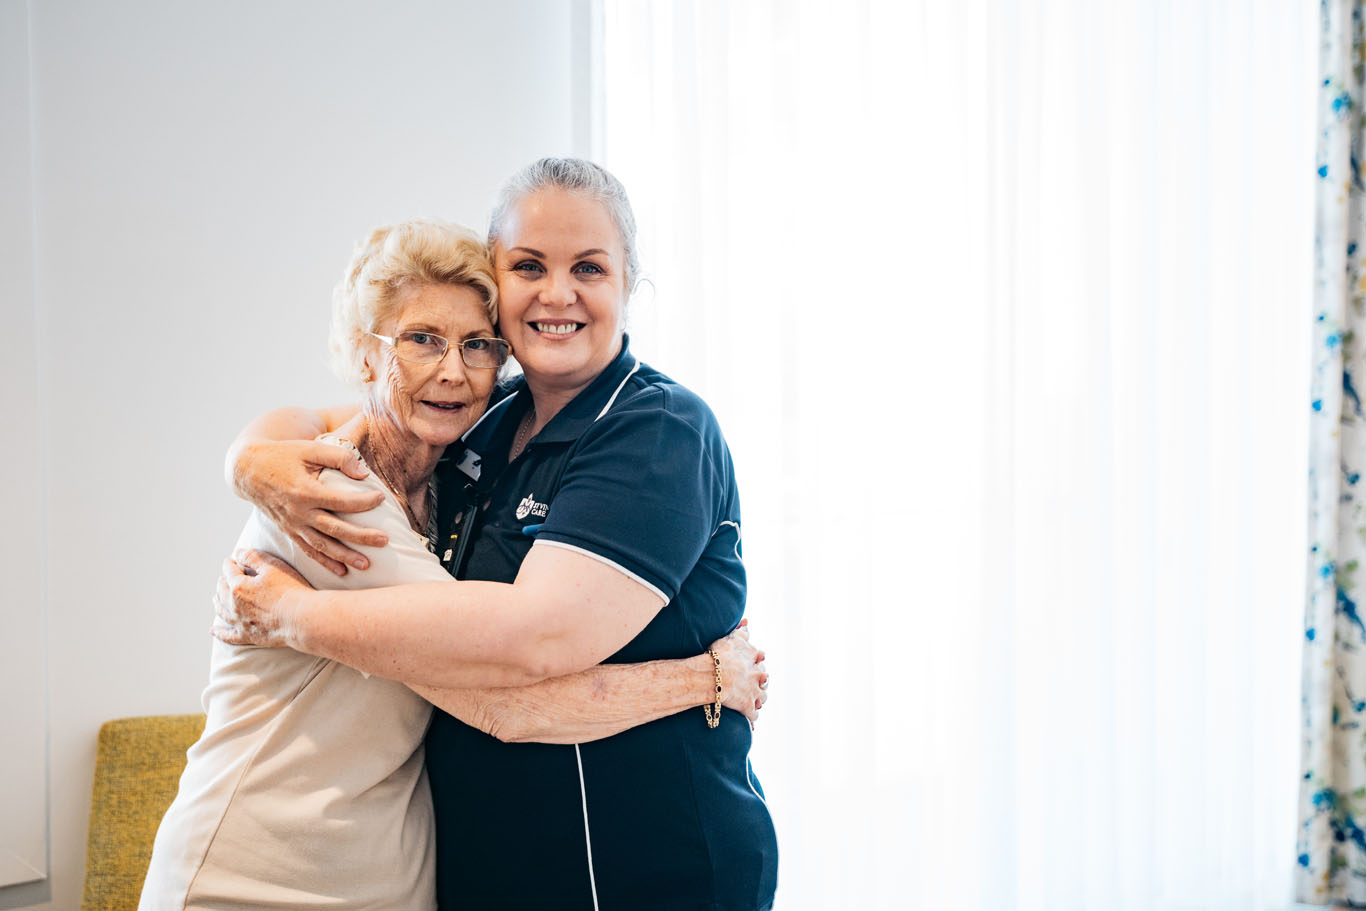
xmin=515 ymin=492 xmax=549 ymax=521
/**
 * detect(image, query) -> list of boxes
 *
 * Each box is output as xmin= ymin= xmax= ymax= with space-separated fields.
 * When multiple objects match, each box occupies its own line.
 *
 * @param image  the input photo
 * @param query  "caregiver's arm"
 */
xmin=226 ymin=404 xmax=378 ymax=575
xmin=413 ymin=624 xmax=767 ymax=744
xmin=218 ymin=543 xmax=670 ymax=688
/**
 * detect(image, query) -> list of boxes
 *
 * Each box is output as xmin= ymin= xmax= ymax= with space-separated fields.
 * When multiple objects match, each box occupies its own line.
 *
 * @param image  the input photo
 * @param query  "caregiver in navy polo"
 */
xmin=216 ymin=158 xmax=779 ymax=910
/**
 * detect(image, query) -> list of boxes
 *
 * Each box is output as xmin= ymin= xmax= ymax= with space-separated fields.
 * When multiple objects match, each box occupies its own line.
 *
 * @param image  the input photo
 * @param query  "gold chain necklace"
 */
xmin=511 ymin=408 xmax=536 ymax=461
xmin=357 ymin=437 xmax=432 ymax=536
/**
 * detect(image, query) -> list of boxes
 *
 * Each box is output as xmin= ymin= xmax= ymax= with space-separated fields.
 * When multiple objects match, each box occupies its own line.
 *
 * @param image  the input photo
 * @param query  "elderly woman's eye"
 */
xmin=465 ymin=338 xmax=491 ymax=351
xmin=512 ymin=260 xmax=543 ymax=274
xmin=397 ymin=331 xmax=445 ymax=354
xmin=574 ymin=262 xmax=605 ymax=275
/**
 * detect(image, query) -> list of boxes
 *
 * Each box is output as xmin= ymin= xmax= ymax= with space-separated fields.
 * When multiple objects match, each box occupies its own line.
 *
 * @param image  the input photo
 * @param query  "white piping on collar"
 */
xmin=459 ymin=389 xmax=520 ymax=441
xmin=462 ymin=355 xmax=636 ymax=446
xmin=595 ymin=358 xmax=640 ymax=421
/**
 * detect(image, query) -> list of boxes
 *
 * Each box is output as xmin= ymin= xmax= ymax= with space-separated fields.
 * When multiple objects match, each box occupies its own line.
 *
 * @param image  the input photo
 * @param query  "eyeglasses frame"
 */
xmin=368 ymin=331 xmax=511 ymax=370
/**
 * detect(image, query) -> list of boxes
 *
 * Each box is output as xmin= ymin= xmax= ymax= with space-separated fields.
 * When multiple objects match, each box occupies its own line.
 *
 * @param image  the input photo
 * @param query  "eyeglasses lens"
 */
xmin=459 ymin=338 xmax=509 ymax=369
xmin=394 ymin=333 xmax=448 ymax=364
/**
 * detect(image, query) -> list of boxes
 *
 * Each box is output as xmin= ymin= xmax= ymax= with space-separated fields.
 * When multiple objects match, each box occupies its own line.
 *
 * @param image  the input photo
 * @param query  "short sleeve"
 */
xmin=534 ymin=395 xmax=722 ymax=602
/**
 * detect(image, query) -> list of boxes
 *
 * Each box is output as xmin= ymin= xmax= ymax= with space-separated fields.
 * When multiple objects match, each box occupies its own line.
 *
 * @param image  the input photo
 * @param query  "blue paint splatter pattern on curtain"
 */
xmin=1299 ymin=1 xmax=1366 ymax=904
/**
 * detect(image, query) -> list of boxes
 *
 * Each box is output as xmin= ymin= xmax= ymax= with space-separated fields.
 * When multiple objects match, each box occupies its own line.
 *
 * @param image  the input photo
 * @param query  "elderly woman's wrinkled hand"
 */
xmin=710 ymin=618 xmax=769 ymax=728
xmin=212 ymin=549 xmax=314 ymax=648
xmin=235 ymin=440 xmax=386 ymax=577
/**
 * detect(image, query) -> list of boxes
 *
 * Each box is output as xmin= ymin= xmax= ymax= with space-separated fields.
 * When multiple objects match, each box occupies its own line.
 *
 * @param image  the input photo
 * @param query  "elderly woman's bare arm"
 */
xmin=219 ymin=545 xmax=717 ymax=688
xmin=413 ymin=626 xmax=768 ymax=744
xmin=225 ymin=404 xmax=378 ymax=576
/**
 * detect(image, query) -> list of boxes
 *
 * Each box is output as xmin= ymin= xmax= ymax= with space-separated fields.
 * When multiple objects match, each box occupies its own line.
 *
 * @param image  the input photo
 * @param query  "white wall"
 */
xmin=0 ymin=1 xmax=581 ymax=907
xmin=0 ymin=0 xmax=47 ymax=898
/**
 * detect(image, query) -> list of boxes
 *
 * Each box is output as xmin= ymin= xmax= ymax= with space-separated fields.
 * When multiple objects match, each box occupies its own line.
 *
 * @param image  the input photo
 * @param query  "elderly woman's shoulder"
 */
xmin=311 ymin=433 xmax=384 ymax=496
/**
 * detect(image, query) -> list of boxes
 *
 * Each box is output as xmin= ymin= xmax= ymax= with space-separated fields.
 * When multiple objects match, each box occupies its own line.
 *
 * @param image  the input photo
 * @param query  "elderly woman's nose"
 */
xmin=435 ymin=350 xmax=469 ymax=383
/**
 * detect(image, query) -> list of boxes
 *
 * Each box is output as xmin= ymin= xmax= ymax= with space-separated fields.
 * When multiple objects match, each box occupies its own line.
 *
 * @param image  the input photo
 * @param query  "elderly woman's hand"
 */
xmin=234 ymin=440 xmax=386 ymax=576
xmin=709 ymin=619 xmax=769 ymax=727
xmin=212 ymin=549 xmax=315 ymax=648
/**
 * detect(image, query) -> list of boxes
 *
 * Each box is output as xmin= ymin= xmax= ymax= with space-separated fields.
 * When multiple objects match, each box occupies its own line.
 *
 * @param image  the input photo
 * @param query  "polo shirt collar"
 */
xmin=522 ymin=334 xmax=640 ymax=445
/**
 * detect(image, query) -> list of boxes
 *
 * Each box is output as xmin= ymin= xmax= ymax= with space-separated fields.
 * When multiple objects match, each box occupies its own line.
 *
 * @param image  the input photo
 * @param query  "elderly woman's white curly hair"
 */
xmin=328 ymin=217 xmax=498 ymax=389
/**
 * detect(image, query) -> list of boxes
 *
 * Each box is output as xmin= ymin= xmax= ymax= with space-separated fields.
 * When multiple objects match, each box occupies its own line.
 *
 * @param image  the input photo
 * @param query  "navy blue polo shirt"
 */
xmin=425 ymin=338 xmax=778 ymax=911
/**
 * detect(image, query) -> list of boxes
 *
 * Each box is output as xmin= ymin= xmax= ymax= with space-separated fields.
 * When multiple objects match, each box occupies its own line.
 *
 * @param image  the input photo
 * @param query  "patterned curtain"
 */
xmin=1300 ymin=0 xmax=1366 ymax=903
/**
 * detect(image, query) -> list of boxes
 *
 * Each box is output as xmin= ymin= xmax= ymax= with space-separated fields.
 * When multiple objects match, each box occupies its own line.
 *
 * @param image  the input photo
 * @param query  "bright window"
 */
xmin=598 ymin=2 xmax=1317 ymax=907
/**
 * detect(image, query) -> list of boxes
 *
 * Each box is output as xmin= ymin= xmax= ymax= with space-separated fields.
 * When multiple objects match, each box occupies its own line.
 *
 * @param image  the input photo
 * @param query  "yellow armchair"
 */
xmin=81 ymin=714 xmax=205 ymax=911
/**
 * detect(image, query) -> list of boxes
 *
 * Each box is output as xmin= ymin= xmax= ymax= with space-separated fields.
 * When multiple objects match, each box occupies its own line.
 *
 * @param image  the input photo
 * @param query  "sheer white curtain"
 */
xmin=595 ymin=1 xmax=1316 ymax=908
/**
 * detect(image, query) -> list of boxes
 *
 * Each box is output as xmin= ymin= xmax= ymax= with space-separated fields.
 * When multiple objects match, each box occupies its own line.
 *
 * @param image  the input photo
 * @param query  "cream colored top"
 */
xmin=140 ymin=437 xmax=452 ymax=911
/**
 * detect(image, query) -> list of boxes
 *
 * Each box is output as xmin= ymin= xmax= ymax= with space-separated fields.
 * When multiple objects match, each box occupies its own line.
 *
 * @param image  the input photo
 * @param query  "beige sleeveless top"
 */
xmin=140 ymin=437 xmax=451 ymax=910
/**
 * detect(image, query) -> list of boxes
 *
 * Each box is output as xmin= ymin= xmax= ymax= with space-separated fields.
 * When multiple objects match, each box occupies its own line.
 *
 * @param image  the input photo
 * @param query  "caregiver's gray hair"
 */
xmin=487 ymin=157 xmax=641 ymax=292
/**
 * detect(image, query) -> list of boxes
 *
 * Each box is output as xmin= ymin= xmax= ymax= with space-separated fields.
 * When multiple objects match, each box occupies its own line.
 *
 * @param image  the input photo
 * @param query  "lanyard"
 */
xmin=439 ymin=358 xmax=641 ymax=577
xmin=440 ymin=492 xmax=481 ymax=577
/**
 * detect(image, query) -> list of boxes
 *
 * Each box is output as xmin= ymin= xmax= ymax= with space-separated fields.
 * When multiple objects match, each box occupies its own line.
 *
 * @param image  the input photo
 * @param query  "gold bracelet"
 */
xmin=703 ymin=648 xmax=722 ymax=729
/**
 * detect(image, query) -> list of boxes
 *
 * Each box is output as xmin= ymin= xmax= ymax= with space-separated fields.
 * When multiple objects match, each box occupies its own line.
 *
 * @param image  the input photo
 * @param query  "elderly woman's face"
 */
xmin=365 ymin=282 xmax=498 ymax=447
xmin=492 ymin=188 xmax=628 ymax=392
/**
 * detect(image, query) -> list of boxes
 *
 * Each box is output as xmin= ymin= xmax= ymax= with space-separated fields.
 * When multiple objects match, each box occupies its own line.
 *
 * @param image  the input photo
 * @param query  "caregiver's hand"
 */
xmin=212 ymin=549 xmax=315 ymax=648
xmin=233 ymin=440 xmax=385 ymax=576
xmin=710 ymin=619 xmax=770 ymax=727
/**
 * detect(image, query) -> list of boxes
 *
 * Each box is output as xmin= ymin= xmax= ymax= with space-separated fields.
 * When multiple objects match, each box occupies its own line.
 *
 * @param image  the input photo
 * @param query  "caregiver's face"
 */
xmin=365 ymin=281 xmax=498 ymax=447
xmin=492 ymin=188 xmax=627 ymax=392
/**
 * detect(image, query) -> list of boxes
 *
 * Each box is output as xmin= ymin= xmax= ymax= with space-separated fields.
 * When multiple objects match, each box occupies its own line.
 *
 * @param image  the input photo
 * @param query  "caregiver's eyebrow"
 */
xmin=509 ymin=246 xmax=611 ymax=260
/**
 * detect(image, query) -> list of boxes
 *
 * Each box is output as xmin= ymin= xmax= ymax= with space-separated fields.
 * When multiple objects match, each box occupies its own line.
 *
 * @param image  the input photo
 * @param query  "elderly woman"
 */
xmin=221 ymin=160 xmax=779 ymax=910
xmin=141 ymin=217 xmax=766 ymax=911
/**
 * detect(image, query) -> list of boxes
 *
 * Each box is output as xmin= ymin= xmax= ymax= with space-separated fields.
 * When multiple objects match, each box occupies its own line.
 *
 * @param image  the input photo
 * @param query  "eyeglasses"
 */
xmin=369 ymin=331 xmax=511 ymax=369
